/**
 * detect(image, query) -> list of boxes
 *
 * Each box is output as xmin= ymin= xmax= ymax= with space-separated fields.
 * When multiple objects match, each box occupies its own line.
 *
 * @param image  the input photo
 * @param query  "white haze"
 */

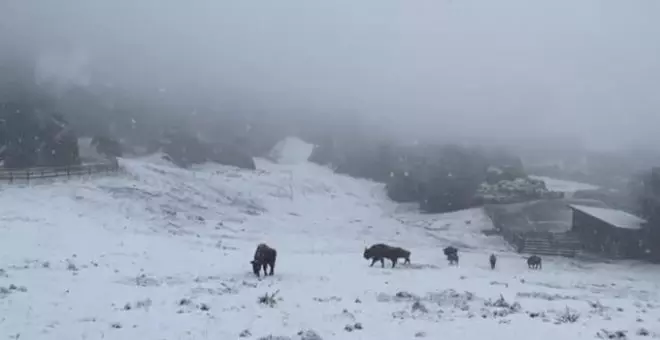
xmin=2 ymin=0 xmax=660 ymax=150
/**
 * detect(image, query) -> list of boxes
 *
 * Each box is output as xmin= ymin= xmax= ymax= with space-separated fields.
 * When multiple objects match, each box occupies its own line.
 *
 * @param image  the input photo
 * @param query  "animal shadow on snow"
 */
xmin=399 ymin=263 xmax=440 ymax=270
xmin=369 ymin=263 xmax=439 ymax=271
xmin=240 ymin=271 xmax=283 ymax=282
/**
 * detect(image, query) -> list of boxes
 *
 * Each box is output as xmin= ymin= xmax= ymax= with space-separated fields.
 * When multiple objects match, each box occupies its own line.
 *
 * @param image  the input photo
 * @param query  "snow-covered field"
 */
xmin=530 ymin=175 xmax=600 ymax=193
xmin=1 ymin=144 xmax=659 ymax=339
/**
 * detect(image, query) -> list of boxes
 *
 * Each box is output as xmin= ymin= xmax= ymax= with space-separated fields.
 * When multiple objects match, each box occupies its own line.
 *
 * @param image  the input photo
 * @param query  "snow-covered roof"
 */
xmin=569 ymin=204 xmax=646 ymax=230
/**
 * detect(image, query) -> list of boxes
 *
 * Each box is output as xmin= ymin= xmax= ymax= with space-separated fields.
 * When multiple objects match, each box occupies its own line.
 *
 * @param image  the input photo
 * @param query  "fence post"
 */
xmin=26 ymin=170 xmax=30 ymax=183
xmin=66 ymin=167 xmax=70 ymax=179
xmin=9 ymin=171 xmax=13 ymax=184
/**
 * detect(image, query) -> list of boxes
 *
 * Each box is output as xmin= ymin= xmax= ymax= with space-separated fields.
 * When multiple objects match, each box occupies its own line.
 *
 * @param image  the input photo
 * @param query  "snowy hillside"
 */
xmin=1 ymin=145 xmax=659 ymax=339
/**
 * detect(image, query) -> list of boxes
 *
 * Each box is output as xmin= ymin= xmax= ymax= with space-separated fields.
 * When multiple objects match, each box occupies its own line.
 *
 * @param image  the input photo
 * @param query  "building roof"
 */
xmin=569 ymin=204 xmax=646 ymax=230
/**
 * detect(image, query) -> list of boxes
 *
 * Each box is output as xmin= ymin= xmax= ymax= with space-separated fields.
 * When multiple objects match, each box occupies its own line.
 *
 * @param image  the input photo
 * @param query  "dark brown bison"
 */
xmin=444 ymin=246 xmax=459 ymax=265
xmin=489 ymin=254 xmax=497 ymax=270
xmin=251 ymin=243 xmax=277 ymax=277
xmin=527 ymin=255 xmax=542 ymax=270
xmin=363 ymin=243 xmax=411 ymax=268
xmin=443 ymin=246 xmax=458 ymax=257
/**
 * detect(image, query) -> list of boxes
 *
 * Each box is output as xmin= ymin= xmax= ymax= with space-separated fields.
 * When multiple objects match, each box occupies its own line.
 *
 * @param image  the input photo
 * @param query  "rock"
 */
xmin=392 ymin=310 xmax=409 ymax=319
xmin=353 ymin=323 xmax=363 ymax=330
xmin=239 ymin=329 xmax=252 ymax=337
xmin=412 ymin=301 xmax=428 ymax=313
xmin=415 ymin=331 xmax=427 ymax=338
xmin=297 ymin=330 xmax=323 ymax=340
xmin=395 ymin=291 xmax=417 ymax=299
xmin=135 ymin=299 xmax=152 ymax=309
xmin=597 ymin=329 xmax=627 ymax=339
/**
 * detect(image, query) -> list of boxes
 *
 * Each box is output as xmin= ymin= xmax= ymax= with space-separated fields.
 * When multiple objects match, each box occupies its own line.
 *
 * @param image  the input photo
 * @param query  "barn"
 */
xmin=569 ymin=204 xmax=647 ymax=259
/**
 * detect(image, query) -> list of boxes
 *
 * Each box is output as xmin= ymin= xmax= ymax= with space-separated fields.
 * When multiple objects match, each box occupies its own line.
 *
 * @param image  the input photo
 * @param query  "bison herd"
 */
xmin=249 ymin=243 xmax=543 ymax=278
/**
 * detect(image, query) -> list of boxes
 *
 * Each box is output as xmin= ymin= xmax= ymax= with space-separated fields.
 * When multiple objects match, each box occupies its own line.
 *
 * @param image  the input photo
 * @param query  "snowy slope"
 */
xmin=1 ymin=150 xmax=659 ymax=339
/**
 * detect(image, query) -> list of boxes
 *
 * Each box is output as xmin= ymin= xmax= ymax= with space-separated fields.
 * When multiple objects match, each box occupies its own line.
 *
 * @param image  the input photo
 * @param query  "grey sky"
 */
xmin=3 ymin=0 xmax=660 ymax=150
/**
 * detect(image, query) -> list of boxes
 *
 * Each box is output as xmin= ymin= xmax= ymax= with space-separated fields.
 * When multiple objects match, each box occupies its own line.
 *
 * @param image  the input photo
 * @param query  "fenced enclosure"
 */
xmin=484 ymin=199 xmax=592 ymax=258
xmin=0 ymin=159 xmax=120 ymax=183
xmin=499 ymin=228 xmax=581 ymax=257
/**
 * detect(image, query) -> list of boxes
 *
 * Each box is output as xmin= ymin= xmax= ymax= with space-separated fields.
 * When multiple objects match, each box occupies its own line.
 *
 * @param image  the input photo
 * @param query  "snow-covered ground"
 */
xmin=1 ymin=147 xmax=659 ymax=339
xmin=530 ymin=175 xmax=600 ymax=193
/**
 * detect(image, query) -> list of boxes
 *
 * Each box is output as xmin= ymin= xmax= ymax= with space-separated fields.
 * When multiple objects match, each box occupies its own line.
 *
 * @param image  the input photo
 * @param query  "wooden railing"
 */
xmin=0 ymin=159 xmax=120 ymax=183
xmin=501 ymin=230 xmax=580 ymax=257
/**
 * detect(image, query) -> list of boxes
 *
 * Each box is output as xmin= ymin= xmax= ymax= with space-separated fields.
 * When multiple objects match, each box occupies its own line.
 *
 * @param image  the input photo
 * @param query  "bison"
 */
xmin=443 ymin=246 xmax=458 ymax=257
xmin=527 ymin=255 xmax=542 ymax=270
xmin=443 ymin=246 xmax=459 ymax=265
xmin=363 ymin=243 xmax=411 ymax=268
xmin=251 ymin=243 xmax=277 ymax=277
xmin=447 ymin=252 xmax=459 ymax=266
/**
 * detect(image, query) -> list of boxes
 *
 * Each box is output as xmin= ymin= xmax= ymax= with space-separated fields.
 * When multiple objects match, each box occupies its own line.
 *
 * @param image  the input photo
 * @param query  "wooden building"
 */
xmin=569 ymin=204 xmax=647 ymax=259
xmin=485 ymin=199 xmax=598 ymax=257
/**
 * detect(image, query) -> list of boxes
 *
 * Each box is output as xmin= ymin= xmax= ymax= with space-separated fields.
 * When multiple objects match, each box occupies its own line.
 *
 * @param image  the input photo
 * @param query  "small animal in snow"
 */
xmin=363 ymin=243 xmax=411 ymax=268
xmin=443 ymin=246 xmax=458 ymax=257
xmin=489 ymin=254 xmax=497 ymax=270
xmin=447 ymin=252 xmax=459 ymax=266
xmin=444 ymin=246 xmax=459 ymax=265
xmin=527 ymin=255 xmax=542 ymax=270
xmin=251 ymin=243 xmax=277 ymax=277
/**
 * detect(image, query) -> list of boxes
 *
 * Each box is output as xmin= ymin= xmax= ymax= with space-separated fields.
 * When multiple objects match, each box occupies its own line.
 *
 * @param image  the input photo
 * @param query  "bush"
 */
xmin=258 ymin=290 xmax=280 ymax=307
xmin=556 ymin=307 xmax=580 ymax=323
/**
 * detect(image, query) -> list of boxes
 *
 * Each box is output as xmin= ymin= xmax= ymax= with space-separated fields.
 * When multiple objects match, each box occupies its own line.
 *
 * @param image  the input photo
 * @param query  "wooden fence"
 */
xmin=0 ymin=159 xmax=120 ymax=183
xmin=498 ymin=228 xmax=580 ymax=257
xmin=484 ymin=203 xmax=581 ymax=257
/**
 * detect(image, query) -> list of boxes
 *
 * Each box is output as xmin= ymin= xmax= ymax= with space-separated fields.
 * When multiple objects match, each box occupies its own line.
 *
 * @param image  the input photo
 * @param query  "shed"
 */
xmin=569 ymin=204 xmax=647 ymax=259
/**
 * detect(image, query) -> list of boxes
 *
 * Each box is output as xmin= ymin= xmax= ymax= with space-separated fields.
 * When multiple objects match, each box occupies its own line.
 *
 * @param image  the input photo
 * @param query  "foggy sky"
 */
xmin=2 ymin=0 xmax=660 ymax=151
